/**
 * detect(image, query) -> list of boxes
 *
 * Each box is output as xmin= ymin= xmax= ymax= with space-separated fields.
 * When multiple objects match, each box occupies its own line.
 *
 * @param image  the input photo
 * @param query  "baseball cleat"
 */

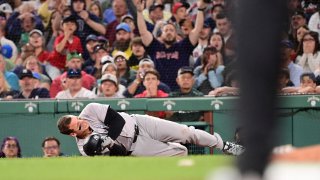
xmin=223 ymin=141 xmax=245 ymax=156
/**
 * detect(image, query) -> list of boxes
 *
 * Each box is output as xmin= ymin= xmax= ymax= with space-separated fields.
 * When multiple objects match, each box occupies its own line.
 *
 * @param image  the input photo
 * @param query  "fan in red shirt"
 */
xmin=50 ymin=52 xmax=96 ymax=98
xmin=49 ymin=15 xmax=83 ymax=71
xmin=135 ymin=69 xmax=168 ymax=118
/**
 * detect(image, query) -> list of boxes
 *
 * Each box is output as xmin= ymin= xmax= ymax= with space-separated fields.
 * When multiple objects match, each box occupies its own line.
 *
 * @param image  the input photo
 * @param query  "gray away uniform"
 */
xmin=77 ymin=103 xmax=224 ymax=156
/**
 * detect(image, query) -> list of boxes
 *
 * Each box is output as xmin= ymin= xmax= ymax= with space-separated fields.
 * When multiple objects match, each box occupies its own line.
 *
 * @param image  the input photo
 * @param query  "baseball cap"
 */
xmin=139 ymin=58 xmax=154 ymax=67
xmin=93 ymin=44 xmax=107 ymax=53
xmin=19 ymin=69 xmax=34 ymax=79
xmin=113 ymin=51 xmax=128 ymax=60
xmin=281 ymin=40 xmax=294 ymax=49
xmin=101 ymin=73 xmax=118 ymax=85
xmin=149 ymin=3 xmax=164 ymax=12
xmin=97 ymin=36 xmax=108 ymax=44
xmin=67 ymin=52 xmax=82 ymax=61
xmin=32 ymin=72 xmax=41 ymax=80
xmin=0 ymin=3 xmax=12 ymax=13
xmin=67 ymin=68 xmax=82 ymax=78
xmin=101 ymin=55 xmax=114 ymax=65
xmin=177 ymin=66 xmax=194 ymax=76
xmin=121 ymin=14 xmax=134 ymax=22
xmin=292 ymin=10 xmax=306 ymax=19
xmin=1 ymin=44 xmax=12 ymax=59
xmin=102 ymin=63 xmax=117 ymax=74
xmin=62 ymin=15 xmax=78 ymax=24
xmin=172 ymin=2 xmax=190 ymax=14
xmin=85 ymin=34 xmax=98 ymax=43
xmin=116 ymin=23 xmax=131 ymax=33
xmin=29 ymin=29 xmax=43 ymax=36
xmin=203 ymin=22 xmax=210 ymax=28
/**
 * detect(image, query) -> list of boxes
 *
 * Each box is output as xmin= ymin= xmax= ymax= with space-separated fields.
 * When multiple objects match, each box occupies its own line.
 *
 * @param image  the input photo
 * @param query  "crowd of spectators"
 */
xmin=0 ymin=0 xmax=320 ymax=103
xmin=2 ymin=0 xmax=320 ymax=158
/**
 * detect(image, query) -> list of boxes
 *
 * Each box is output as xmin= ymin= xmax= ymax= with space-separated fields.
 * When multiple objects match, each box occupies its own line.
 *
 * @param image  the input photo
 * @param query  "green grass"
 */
xmin=0 ymin=155 xmax=233 ymax=180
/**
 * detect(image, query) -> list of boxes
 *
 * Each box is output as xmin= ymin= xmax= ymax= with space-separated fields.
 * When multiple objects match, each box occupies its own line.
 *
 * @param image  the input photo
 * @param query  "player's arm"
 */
xmin=83 ymin=134 xmax=128 ymax=156
xmin=104 ymin=107 xmax=126 ymax=140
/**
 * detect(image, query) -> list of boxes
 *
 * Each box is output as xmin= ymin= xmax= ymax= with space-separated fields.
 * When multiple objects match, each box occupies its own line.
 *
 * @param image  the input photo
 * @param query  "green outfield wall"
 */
xmin=0 ymin=95 xmax=319 ymax=157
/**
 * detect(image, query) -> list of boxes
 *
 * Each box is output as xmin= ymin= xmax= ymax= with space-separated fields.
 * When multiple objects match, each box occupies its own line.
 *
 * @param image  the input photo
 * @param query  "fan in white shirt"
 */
xmin=56 ymin=69 xmax=97 ymax=99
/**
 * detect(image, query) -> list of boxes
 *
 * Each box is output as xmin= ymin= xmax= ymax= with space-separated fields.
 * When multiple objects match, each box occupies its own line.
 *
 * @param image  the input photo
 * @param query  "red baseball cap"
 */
xmin=172 ymin=2 xmax=190 ymax=14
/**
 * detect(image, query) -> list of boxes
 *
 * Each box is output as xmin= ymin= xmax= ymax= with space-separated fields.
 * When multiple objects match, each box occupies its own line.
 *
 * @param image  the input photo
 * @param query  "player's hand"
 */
xmin=83 ymin=134 xmax=114 ymax=156
xmin=100 ymin=135 xmax=114 ymax=149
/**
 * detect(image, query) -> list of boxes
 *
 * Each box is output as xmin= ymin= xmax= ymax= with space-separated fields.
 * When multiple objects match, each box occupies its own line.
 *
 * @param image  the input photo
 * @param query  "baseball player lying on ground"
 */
xmin=57 ymin=103 xmax=244 ymax=156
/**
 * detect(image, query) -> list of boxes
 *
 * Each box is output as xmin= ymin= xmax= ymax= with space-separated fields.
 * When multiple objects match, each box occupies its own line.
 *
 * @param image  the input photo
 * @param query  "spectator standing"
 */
xmin=70 ymin=0 xmax=106 ymax=56
xmin=136 ymin=0 xmax=206 ymax=90
xmin=29 ymin=29 xmax=61 ymax=79
xmin=50 ymin=15 xmax=83 ymax=71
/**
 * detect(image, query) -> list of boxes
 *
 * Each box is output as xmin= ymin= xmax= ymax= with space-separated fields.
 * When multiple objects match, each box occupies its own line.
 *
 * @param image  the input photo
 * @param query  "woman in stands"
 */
xmin=295 ymin=31 xmax=320 ymax=74
xmin=0 ymin=136 xmax=22 ymax=158
xmin=194 ymin=46 xmax=225 ymax=95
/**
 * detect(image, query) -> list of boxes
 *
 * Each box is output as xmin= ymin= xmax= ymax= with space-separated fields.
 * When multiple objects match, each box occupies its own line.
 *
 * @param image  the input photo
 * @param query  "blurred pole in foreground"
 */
xmin=236 ymin=0 xmax=288 ymax=176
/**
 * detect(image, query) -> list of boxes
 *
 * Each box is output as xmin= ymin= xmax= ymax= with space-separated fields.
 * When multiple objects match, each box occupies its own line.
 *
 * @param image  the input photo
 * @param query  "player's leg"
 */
xmin=134 ymin=114 xmax=224 ymax=149
xmin=130 ymin=131 xmax=188 ymax=156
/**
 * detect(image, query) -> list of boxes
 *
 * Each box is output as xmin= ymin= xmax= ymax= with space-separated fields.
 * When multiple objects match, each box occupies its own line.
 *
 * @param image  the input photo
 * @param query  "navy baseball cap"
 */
xmin=149 ymin=3 xmax=164 ymax=12
xmin=177 ymin=66 xmax=194 ymax=76
xmin=116 ymin=23 xmax=131 ymax=33
xmin=19 ymin=69 xmax=34 ymax=79
xmin=67 ymin=69 xmax=82 ymax=78
xmin=292 ymin=10 xmax=306 ymax=19
xmin=85 ymin=34 xmax=98 ymax=43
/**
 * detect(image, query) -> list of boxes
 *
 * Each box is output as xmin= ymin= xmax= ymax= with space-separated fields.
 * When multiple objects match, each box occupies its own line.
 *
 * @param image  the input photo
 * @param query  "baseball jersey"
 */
xmin=76 ymin=103 xmax=137 ymax=156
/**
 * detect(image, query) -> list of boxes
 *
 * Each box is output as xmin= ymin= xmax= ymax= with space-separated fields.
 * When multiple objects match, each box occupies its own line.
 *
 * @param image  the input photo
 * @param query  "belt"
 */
xmin=133 ymin=125 xmax=139 ymax=143
xmin=127 ymin=125 xmax=139 ymax=156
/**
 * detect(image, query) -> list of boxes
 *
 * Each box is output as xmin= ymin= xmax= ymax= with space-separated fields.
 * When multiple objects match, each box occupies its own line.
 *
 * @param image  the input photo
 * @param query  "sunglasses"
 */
xmin=115 ymin=57 xmax=126 ymax=62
